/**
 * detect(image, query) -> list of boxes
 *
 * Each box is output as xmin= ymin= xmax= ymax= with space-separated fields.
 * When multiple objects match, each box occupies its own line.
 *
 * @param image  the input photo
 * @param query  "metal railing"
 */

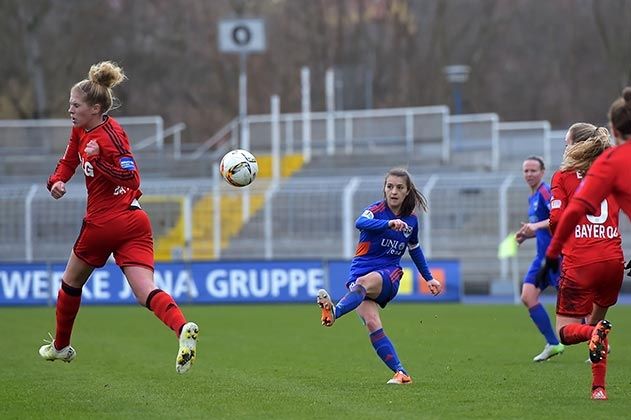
xmin=5 ymin=175 xmax=627 ymax=293
xmin=134 ymin=122 xmax=187 ymax=157
xmin=0 ymin=116 xmax=165 ymax=154
xmin=182 ymin=106 xmax=559 ymax=172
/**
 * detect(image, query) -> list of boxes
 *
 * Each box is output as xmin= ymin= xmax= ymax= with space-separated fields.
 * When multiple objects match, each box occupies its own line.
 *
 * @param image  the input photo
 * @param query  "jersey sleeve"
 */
xmin=407 ymin=217 xmax=420 ymax=248
xmin=355 ymin=207 xmax=389 ymax=232
xmin=89 ymin=152 xmax=141 ymax=190
xmin=549 ymin=171 xmax=567 ymax=235
xmin=47 ymin=132 xmax=80 ymax=190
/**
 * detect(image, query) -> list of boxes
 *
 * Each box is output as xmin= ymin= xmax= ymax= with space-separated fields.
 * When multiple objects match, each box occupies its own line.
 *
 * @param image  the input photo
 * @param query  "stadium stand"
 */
xmin=1 ymin=106 xmax=627 ymax=295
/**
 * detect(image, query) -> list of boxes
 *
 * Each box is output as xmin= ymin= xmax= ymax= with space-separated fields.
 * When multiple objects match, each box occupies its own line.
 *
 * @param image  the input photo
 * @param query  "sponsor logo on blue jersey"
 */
xmin=119 ymin=157 xmax=136 ymax=171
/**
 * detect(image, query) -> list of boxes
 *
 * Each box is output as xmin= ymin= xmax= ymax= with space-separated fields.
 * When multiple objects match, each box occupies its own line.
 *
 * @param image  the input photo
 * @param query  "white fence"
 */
xmin=0 ymin=116 xmax=165 ymax=154
xmin=3 ymin=175 xmax=628 ymax=291
xmin=189 ymin=106 xmax=561 ymax=173
xmin=1 ymin=107 xmax=566 ymax=179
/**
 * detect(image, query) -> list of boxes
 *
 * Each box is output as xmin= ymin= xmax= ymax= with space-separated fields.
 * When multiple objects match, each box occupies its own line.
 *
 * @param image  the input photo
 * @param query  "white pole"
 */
xmin=213 ymin=164 xmax=221 ymax=259
xmin=301 ymin=66 xmax=312 ymax=163
xmin=239 ymin=53 xmax=250 ymax=151
xmin=325 ymin=68 xmax=335 ymax=155
xmin=491 ymin=114 xmax=500 ymax=171
xmin=343 ymin=177 xmax=361 ymax=258
xmin=156 ymin=116 xmax=164 ymax=150
xmin=174 ymin=129 xmax=181 ymax=159
xmin=421 ymin=175 xmax=439 ymax=258
xmin=183 ymin=194 xmax=192 ymax=261
xmin=405 ymin=110 xmax=414 ymax=153
xmin=543 ymin=121 xmax=551 ymax=170
xmin=344 ymin=114 xmax=353 ymax=154
xmin=264 ymin=181 xmax=279 ymax=259
xmin=285 ymin=116 xmax=294 ymax=154
xmin=240 ymin=57 xmax=251 ymax=225
xmin=441 ymin=108 xmax=450 ymax=164
xmin=271 ymin=95 xmax=281 ymax=182
xmin=25 ymin=184 xmax=38 ymax=262
xmin=498 ymin=175 xmax=515 ymax=281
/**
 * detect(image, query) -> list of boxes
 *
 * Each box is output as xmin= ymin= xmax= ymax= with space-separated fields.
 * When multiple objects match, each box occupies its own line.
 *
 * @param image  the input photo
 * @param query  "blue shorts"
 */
xmin=346 ymin=266 xmax=403 ymax=308
xmin=524 ymin=255 xmax=559 ymax=290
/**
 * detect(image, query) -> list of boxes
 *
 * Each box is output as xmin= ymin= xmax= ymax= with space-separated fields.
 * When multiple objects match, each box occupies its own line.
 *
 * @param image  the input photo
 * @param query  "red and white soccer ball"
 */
xmin=219 ymin=149 xmax=259 ymax=187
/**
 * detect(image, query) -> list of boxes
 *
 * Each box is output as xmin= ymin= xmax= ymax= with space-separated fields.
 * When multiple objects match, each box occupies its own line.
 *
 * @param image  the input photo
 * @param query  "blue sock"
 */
xmin=334 ymin=283 xmax=366 ymax=319
xmin=528 ymin=303 xmax=559 ymax=345
xmin=370 ymin=329 xmax=405 ymax=373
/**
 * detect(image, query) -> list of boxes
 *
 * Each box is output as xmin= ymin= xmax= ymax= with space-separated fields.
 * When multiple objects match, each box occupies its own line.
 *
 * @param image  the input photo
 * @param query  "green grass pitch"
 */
xmin=1 ymin=303 xmax=630 ymax=419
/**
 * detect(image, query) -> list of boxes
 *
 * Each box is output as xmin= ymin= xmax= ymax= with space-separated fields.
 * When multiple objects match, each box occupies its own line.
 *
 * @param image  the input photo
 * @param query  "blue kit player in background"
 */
xmin=316 ymin=168 xmax=441 ymax=385
xmin=515 ymin=156 xmax=564 ymax=362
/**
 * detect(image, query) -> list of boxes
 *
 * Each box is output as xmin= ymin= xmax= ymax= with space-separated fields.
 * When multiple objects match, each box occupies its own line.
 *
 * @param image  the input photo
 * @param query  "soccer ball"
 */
xmin=219 ymin=149 xmax=258 ymax=187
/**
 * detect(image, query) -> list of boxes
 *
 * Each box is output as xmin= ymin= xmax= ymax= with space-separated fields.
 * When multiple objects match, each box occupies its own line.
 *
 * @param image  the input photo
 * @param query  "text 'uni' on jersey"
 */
xmin=350 ymin=200 xmax=421 ymax=277
xmin=47 ymin=116 xmax=142 ymax=225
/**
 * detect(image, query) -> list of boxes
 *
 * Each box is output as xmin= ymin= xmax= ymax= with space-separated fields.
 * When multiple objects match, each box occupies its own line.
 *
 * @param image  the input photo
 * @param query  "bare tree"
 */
xmin=2 ymin=0 xmax=631 ymax=140
xmin=592 ymin=0 xmax=631 ymax=89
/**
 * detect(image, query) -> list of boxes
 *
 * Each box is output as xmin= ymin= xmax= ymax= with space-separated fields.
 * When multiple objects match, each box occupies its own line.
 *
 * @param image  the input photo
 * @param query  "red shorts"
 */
xmin=74 ymin=209 xmax=154 ymax=270
xmin=556 ymin=259 xmax=624 ymax=318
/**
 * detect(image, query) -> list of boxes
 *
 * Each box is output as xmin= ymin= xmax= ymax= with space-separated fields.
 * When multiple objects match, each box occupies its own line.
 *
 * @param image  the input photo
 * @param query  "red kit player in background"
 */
xmin=540 ymin=87 xmax=631 ymax=399
xmin=38 ymin=61 xmax=199 ymax=374
xmin=546 ymin=123 xmax=622 ymax=400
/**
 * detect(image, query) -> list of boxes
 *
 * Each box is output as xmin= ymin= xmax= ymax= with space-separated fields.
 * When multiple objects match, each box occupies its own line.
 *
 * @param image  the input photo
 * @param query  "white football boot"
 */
xmin=176 ymin=322 xmax=199 ymax=374
xmin=39 ymin=334 xmax=76 ymax=363
xmin=532 ymin=343 xmax=565 ymax=362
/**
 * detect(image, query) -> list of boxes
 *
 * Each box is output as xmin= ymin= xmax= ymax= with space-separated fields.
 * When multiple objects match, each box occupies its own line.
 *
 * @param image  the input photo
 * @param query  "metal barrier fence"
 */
xmin=189 ymin=106 xmax=560 ymax=171
xmin=0 ymin=116 xmax=165 ymax=154
xmin=1 ymin=108 xmax=568 ymax=181
xmin=3 ymin=175 xmax=628 ymax=291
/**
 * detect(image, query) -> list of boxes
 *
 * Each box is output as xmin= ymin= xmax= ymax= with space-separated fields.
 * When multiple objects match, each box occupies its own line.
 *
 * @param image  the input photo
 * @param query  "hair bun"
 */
xmin=88 ymin=61 xmax=126 ymax=89
xmin=623 ymin=86 xmax=631 ymax=104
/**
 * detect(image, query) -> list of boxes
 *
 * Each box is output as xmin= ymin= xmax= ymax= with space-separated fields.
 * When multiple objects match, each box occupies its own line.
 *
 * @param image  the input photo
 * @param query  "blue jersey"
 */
xmin=349 ymin=200 xmax=420 ymax=278
xmin=528 ymin=182 xmax=553 ymax=258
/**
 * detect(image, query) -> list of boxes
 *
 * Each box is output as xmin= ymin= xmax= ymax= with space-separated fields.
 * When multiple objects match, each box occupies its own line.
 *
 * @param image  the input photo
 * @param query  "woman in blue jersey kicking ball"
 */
xmin=317 ymin=168 xmax=441 ymax=385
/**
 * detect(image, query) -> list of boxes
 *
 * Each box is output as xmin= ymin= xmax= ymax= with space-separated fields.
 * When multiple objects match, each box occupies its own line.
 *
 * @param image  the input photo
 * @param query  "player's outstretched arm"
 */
xmin=355 ymin=215 xmax=389 ymax=232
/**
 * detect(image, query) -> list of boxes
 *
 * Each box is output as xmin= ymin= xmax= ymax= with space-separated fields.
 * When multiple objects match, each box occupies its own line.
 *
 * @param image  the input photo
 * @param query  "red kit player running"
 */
xmin=540 ymin=88 xmax=631 ymax=399
xmin=38 ymin=61 xmax=199 ymax=374
xmin=546 ymin=123 xmax=623 ymax=400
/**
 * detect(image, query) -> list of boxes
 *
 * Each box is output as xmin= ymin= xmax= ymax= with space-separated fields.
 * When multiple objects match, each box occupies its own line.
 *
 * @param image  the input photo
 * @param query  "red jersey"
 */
xmin=549 ymin=169 xmax=622 ymax=267
xmin=47 ymin=116 xmax=142 ymax=225
xmin=547 ymin=141 xmax=631 ymax=258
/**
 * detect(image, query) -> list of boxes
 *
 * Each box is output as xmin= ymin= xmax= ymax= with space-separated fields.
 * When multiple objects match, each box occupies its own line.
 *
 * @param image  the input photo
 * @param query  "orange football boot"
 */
xmin=589 ymin=320 xmax=612 ymax=363
xmin=387 ymin=370 xmax=413 ymax=385
xmin=316 ymin=289 xmax=335 ymax=327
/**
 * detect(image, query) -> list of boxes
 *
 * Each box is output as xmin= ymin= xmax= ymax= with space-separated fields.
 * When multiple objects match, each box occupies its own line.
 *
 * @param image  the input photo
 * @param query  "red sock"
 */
xmin=55 ymin=281 xmax=82 ymax=350
xmin=592 ymin=338 xmax=608 ymax=389
xmin=146 ymin=289 xmax=187 ymax=337
xmin=559 ymin=324 xmax=593 ymax=345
